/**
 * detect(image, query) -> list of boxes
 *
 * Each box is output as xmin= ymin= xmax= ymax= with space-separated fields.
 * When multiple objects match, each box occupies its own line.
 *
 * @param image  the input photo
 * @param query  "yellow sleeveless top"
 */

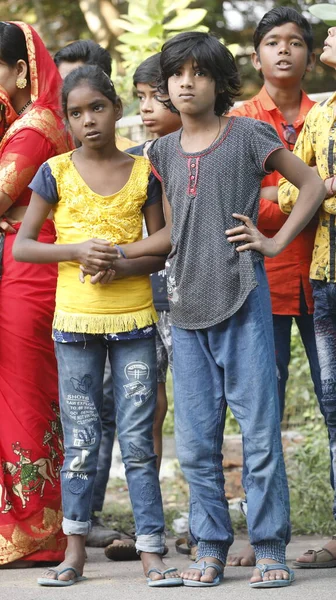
xmin=48 ymin=151 xmax=157 ymax=334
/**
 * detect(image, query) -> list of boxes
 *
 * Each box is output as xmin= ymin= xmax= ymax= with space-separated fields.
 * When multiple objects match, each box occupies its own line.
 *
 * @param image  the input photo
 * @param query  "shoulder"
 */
xmin=230 ymin=96 xmax=260 ymax=118
xmin=47 ymin=151 xmax=73 ymax=172
xmin=126 ymin=142 xmax=145 ymax=156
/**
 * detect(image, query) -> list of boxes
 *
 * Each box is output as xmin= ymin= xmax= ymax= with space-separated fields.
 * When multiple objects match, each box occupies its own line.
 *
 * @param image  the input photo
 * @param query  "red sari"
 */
xmin=0 ymin=22 xmax=71 ymax=565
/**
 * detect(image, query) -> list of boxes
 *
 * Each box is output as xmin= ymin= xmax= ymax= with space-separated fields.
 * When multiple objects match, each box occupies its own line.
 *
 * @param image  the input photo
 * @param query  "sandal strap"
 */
xmin=175 ymin=537 xmax=191 ymax=555
xmin=255 ymin=563 xmax=291 ymax=577
xmin=147 ymin=567 xmax=179 ymax=577
xmin=186 ymin=561 xmax=224 ymax=576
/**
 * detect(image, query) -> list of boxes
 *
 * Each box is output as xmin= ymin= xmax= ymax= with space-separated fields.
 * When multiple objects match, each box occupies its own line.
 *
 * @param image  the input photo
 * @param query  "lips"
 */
xmin=179 ymin=93 xmax=195 ymax=99
xmin=276 ymin=60 xmax=292 ymax=66
xmin=85 ymin=130 xmax=100 ymax=138
xmin=143 ymin=120 xmax=156 ymax=127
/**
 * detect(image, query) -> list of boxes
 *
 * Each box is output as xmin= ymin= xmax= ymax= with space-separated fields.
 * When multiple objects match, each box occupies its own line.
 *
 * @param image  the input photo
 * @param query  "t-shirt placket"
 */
xmin=187 ymin=156 xmax=200 ymax=197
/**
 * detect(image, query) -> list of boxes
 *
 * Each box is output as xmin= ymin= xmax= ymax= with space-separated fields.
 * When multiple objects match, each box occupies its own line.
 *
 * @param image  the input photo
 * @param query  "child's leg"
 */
xmin=294 ymin=280 xmax=336 ymax=565
xmin=108 ymin=336 xmax=178 ymax=582
xmin=218 ymin=263 xmax=291 ymax=583
xmin=40 ymin=339 xmax=106 ymax=582
xmin=172 ymin=324 xmax=232 ymax=583
xmin=154 ymin=311 xmax=171 ymax=471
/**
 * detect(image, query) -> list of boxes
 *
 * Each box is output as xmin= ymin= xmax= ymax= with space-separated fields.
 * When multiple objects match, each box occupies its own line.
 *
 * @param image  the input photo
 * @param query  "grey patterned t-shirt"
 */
xmin=148 ymin=117 xmax=283 ymax=329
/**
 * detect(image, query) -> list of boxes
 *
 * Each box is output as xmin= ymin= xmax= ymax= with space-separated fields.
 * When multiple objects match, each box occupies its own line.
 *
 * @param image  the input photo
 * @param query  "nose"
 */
xmin=278 ymin=44 xmax=290 ymax=55
xmin=83 ymin=110 xmax=95 ymax=126
xmin=141 ymin=97 xmax=153 ymax=113
xmin=180 ymin=72 xmax=193 ymax=88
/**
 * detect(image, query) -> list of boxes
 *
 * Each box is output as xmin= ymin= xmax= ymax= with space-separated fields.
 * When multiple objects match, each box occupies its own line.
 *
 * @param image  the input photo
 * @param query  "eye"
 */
xmin=70 ymin=110 xmax=80 ymax=118
xmin=291 ymin=41 xmax=303 ymax=46
xmin=266 ymin=41 xmax=277 ymax=46
xmin=93 ymin=104 xmax=104 ymax=112
xmin=154 ymin=94 xmax=166 ymax=101
xmin=137 ymin=95 xmax=145 ymax=102
xmin=195 ymin=70 xmax=206 ymax=77
xmin=172 ymin=70 xmax=181 ymax=77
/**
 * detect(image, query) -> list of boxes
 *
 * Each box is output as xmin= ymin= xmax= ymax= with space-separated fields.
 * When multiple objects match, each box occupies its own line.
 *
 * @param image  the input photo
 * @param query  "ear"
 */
xmin=305 ymin=52 xmax=316 ymax=73
xmin=251 ymin=51 xmax=262 ymax=73
xmin=16 ymin=59 xmax=28 ymax=80
xmin=114 ymin=98 xmax=123 ymax=122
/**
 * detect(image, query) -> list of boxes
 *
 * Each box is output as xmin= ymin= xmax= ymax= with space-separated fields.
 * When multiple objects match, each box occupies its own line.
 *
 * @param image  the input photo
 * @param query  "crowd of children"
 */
xmin=0 ymin=0 xmax=336 ymax=591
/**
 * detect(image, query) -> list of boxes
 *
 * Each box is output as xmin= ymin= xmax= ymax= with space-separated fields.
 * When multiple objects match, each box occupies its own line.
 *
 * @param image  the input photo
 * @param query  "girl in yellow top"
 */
xmin=14 ymin=65 xmax=182 ymax=588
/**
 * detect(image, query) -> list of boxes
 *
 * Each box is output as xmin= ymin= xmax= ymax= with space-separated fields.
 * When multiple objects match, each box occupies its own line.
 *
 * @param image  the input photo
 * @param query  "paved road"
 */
xmin=1 ymin=535 xmax=335 ymax=600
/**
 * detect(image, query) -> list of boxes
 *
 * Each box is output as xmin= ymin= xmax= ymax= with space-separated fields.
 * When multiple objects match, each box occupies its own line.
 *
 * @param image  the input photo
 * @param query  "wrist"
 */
xmin=115 ymin=244 xmax=127 ymax=259
xmin=325 ymin=175 xmax=336 ymax=198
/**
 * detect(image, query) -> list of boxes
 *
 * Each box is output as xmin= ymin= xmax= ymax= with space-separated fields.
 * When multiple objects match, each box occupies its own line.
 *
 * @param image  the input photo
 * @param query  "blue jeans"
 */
xmin=91 ymin=359 xmax=116 ymax=513
xmin=172 ymin=263 xmax=290 ymax=565
xmin=311 ymin=279 xmax=336 ymax=517
xmin=273 ymin=298 xmax=322 ymax=421
xmin=55 ymin=336 xmax=165 ymax=552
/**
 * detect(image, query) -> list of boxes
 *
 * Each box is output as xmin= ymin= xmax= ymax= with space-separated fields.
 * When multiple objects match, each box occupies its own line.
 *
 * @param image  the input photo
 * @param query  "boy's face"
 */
xmin=136 ymin=82 xmax=181 ymax=136
xmin=320 ymin=27 xmax=336 ymax=69
xmin=167 ymin=59 xmax=216 ymax=116
xmin=252 ymin=22 xmax=315 ymax=86
xmin=58 ymin=60 xmax=85 ymax=80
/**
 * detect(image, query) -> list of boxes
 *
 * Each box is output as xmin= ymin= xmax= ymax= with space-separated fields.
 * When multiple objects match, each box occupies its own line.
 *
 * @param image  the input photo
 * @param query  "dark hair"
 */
xmin=159 ymin=32 xmax=240 ymax=116
xmin=133 ymin=53 xmax=161 ymax=87
xmin=0 ymin=21 xmax=30 ymax=82
xmin=54 ymin=40 xmax=112 ymax=77
xmin=61 ymin=64 xmax=119 ymax=117
xmin=253 ymin=7 xmax=313 ymax=54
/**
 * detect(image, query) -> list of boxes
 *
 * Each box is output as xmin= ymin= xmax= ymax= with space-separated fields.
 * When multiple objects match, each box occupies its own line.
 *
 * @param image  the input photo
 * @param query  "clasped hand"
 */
xmin=77 ymin=239 xmax=120 ymax=284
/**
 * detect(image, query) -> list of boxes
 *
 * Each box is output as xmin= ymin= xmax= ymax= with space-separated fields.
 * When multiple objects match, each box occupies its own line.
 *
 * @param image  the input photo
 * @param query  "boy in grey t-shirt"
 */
xmin=111 ymin=32 xmax=325 ymax=588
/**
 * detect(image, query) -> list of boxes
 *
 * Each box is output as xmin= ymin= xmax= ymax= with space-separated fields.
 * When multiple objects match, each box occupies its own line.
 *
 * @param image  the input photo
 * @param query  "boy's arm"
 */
xmin=13 ymin=192 xmax=118 ymax=268
xmin=226 ymin=148 xmax=325 ymax=257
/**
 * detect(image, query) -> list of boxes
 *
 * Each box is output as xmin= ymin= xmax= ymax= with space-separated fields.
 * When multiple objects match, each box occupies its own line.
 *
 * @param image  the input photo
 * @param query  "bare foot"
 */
xmin=227 ymin=543 xmax=255 ymax=566
xmin=250 ymin=558 xmax=289 ymax=584
xmin=39 ymin=535 xmax=86 ymax=583
xmin=294 ymin=538 xmax=336 ymax=565
xmin=141 ymin=552 xmax=180 ymax=582
xmin=181 ymin=556 xmax=224 ymax=584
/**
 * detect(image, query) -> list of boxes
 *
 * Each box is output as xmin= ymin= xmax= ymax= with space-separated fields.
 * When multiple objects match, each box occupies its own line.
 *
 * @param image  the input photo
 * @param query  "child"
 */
xmin=228 ymin=6 xmax=321 ymax=568
xmin=114 ymin=32 xmax=325 ymax=588
xmin=54 ymin=42 xmax=165 ymax=552
xmin=278 ymin=2 xmax=336 ymax=569
xmin=13 ymin=65 xmax=182 ymax=588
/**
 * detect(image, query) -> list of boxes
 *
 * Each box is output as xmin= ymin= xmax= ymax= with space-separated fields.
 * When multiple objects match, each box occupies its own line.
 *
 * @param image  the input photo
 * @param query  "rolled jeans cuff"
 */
xmin=253 ymin=541 xmax=286 ymax=564
xmin=63 ymin=517 xmax=91 ymax=536
xmin=136 ymin=533 xmax=166 ymax=554
xmin=197 ymin=541 xmax=229 ymax=565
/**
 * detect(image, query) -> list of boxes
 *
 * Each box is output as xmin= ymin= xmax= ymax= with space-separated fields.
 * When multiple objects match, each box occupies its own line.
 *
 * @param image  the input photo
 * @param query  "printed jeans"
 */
xmin=91 ymin=359 xmax=116 ymax=513
xmin=311 ymin=279 xmax=336 ymax=517
xmin=172 ymin=263 xmax=291 ymax=565
xmin=55 ymin=336 xmax=166 ymax=552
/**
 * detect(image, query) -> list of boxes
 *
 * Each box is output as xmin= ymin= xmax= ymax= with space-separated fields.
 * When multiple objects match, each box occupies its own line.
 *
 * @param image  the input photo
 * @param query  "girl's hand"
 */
xmin=75 ymin=239 xmax=119 ymax=270
xmin=226 ymin=213 xmax=281 ymax=258
xmin=0 ymin=218 xmax=17 ymax=234
xmin=79 ymin=266 xmax=116 ymax=285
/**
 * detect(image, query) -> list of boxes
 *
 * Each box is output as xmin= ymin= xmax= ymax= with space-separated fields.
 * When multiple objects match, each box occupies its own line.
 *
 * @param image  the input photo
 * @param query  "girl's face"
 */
xmin=167 ymin=58 xmax=216 ymax=117
xmin=66 ymin=82 xmax=122 ymax=148
xmin=0 ymin=58 xmax=19 ymax=99
xmin=320 ymin=27 xmax=336 ymax=69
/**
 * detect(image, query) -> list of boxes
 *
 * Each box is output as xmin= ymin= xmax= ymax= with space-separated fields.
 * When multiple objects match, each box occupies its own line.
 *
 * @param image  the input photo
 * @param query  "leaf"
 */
xmin=118 ymin=32 xmax=160 ymax=47
xmin=163 ymin=9 xmax=207 ymax=30
xmin=163 ymin=0 xmax=193 ymax=16
xmin=149 ymin=23 xmax=164 ymax=37
xmin=112 ymin=19 xmax=145 ymax=34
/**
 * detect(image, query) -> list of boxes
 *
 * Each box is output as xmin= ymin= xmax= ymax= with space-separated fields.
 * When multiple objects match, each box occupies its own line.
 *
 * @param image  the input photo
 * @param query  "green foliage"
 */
xmin=286 ymin=428 xmax=335 ymax=535
xmin=112 ymin=0 xmax=208 ymax=109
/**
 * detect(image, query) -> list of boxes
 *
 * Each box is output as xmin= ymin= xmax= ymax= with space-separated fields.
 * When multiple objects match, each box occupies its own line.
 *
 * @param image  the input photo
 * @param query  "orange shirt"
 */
xmin=230 ymin=86 xmax=316 ymax=315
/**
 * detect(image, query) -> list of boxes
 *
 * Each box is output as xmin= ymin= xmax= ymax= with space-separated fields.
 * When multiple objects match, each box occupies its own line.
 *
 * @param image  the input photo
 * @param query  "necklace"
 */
xmin=17 ymin=99 xmax=32 ymax=116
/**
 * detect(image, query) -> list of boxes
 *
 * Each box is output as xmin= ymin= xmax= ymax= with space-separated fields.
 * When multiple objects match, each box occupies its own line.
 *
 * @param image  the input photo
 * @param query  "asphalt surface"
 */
xmin=1 ymin=535 xmax=335 ymax=600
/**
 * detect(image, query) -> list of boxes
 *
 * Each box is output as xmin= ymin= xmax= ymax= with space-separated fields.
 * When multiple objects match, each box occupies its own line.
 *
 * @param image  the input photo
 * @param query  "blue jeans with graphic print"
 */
xmin=55 ymin=336 xmax=166 ymax=553
xmin=311 ymin=279 xmax=336 ymax=517
xmin=172 ymin=263 xmax=290 ymax=565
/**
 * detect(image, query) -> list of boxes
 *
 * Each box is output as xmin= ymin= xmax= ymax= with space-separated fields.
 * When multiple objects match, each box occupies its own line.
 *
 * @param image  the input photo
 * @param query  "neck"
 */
xmin=264 ymin=80 xmax=302 ymax=120
xmin=12 ymin=89 xmax=32 ymax=115
xmin=80 ymin=139 xmax=119 ymax=161
xmin=181 ymin=111 xmax=219 ymax=136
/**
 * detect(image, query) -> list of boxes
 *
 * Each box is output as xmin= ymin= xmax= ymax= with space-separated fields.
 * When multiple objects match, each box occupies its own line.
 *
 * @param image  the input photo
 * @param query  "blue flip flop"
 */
xmin=147 ymin=567 xmax=183 ymax=587
xmin=249 ymin=563 xmax=295 ymax=588
xmin=37 ymin=566 xmax=87 ymax=587
xmin=182 ymin=560 xmax=224 ymax=587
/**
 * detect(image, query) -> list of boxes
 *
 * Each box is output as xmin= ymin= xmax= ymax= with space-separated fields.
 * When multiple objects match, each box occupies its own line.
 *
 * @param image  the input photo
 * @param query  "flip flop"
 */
xmin=146 ymin=567 xmax=183 ymax=587
xmin=104 ymin=539 xmax=169 ymax=561
xmin=37 ymin=566 xmax=87 ymax=587
xmin=249 ymin=563 xmax=295 ymax=588
xmin=175 ymin=537 xmax=197 ymax=561
xmin=182 ymin=560 xmax=224 ymax=587
xmin=293 ymin=547 xmax=336 ymax=568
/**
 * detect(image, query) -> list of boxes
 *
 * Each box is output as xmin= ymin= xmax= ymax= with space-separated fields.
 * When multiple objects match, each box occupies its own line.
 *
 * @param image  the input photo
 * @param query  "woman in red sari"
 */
xmin=0 ymin=21 xmax=70 ymax=566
